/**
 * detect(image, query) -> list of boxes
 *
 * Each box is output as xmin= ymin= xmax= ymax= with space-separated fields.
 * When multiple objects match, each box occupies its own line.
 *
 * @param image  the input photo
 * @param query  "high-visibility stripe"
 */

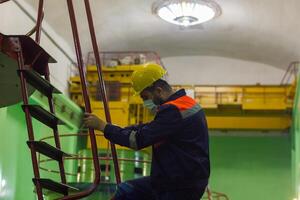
xmin=164 ymin=95 xmax=202 ymax=119
xmin=129 ymin=130 xmax=138 ymax=150
xmin=181 ymin=104 xmax=202 ymax=119
xmin=164 ymin=96 xmax=197 ymax=111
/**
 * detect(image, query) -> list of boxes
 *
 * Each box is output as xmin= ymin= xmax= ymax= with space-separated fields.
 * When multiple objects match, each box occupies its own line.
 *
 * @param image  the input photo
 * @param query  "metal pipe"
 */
xmin=0 ymin=0 xmax=10 ymax=4
xmin=206 ymin=187 xmax=212 ymax=200
xmin=35 ymin=0 xmax=44 ymax=43
xmin=83 ymin=0 xmax=121 ymax=184
xmin=41 ymin=157 xmax=152 ymax=163
xmin=38 ymin=157 xmax=152 ymax=176
xmin=15 ymin=38 xmax=43 ymax=200
xmin=62 ymin=0 xmax=100 ymax=199
xmin=280 ymin=61 xmax=299 ymax=85
xmin=281 ymin=63 xmax=292 ymax=85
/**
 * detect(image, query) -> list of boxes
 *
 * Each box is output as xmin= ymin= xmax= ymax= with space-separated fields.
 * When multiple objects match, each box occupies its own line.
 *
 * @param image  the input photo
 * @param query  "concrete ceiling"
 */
xmin=24 ymin=0 xmax=300 ymax=69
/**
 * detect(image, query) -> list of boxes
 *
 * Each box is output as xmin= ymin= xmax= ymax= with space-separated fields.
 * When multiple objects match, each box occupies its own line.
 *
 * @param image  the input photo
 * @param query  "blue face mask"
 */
xmin=143 ymin=99 xmax=157 ymax=113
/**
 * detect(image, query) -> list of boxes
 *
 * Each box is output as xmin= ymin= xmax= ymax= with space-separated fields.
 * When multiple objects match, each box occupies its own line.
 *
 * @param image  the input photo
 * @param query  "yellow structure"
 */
xmin=173 ymin=84 xmax=294 ymax=130
xmin=69 ymin=64 xmax=296 ymax=148
xmin=70 ymin=65 xmax=154 ymax=149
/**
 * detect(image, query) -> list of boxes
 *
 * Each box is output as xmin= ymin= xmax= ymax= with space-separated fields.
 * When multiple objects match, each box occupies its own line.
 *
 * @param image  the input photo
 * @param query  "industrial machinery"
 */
xmin=70 ymin=54 xmax=297 ymax=132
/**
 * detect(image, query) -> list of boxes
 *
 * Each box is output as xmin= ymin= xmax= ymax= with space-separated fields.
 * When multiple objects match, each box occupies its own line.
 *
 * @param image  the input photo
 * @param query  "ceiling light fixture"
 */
xmin=152 ymin=0 xmax=221 ymax=27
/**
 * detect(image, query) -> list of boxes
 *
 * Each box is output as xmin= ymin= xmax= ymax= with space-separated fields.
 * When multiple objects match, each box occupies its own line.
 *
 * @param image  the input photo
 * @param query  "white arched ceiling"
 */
xmin=22 ymin=0 xmax=300 ymax=69
xmin=162 ymin=56 xmax=286 ymax=85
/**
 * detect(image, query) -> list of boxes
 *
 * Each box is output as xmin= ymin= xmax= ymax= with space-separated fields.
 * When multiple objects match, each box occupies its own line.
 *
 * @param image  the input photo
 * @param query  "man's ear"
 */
xmin=154 ymin=87 xmax=163 ymax=95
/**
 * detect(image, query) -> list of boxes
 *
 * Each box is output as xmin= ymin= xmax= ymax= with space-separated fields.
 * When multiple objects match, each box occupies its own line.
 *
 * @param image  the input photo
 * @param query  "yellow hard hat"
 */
xmin=131 ymin=63 xmax=167 ymax=94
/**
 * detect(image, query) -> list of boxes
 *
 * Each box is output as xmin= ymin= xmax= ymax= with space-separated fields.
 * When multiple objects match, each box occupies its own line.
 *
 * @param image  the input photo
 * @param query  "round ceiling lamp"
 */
xmin=152 ymin=0 xmax=221 ymax=27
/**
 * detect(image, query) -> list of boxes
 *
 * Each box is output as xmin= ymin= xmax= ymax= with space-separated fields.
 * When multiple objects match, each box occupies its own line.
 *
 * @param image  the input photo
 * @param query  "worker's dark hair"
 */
xmin=144 ymin=79 xmax=172 ymax=92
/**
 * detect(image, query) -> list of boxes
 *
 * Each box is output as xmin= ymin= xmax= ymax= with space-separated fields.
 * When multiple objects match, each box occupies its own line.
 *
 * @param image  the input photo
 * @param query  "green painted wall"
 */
xmin=209 ymin=135 xmax=292 ymax=200
xmin=0 ymin=91 xmax=81 ymax=200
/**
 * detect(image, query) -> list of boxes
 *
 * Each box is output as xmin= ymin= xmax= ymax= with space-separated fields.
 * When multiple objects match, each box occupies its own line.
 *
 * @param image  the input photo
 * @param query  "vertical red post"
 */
xmin=35 ymin=0 xmax=44 ymax=44
xmin=61 ymin=0 xmax=100 ymax=199
xmin=45 ymin=68 xmax=67 ymax=184
xmin=15 ymin=38 xmax=43 ymax=200
xmin=83 ymin=0 xmax=121 ymax=184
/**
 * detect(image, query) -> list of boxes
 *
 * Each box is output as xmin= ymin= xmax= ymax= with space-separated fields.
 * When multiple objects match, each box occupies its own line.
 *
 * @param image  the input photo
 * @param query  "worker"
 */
xmin=83 ymin=63 xmax=210 ymax=200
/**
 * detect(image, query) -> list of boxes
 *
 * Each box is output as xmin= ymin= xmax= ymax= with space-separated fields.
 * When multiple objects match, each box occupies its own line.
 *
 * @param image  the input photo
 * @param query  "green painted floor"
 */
xmin=209 ymin=135 xmax=292 ymax=200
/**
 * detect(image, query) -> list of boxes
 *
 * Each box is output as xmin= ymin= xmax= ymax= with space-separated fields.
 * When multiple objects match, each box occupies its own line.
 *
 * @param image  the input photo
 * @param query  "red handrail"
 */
xmin=83 ymin=0 xmax=121 ymax=184
xmin=34 ymin=0 xmax=44 ymax=44
xmin=61 ymin=0 xmax=101 ymax=199
xmin=0 ymin=0 xmax=10 ymax=4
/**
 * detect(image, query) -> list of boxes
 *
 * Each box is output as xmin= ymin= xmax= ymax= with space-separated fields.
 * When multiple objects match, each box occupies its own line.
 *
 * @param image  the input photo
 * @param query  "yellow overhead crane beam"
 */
xmin=69 ymin=65 xmax=295 ymax=138
xmin=173 ymin=84 xmax=294 ymax=130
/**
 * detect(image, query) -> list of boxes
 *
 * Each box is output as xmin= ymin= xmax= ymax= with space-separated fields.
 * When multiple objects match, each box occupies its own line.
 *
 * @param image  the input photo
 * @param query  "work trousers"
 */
xmin=113 ymin=176 xmax=207 ymax=200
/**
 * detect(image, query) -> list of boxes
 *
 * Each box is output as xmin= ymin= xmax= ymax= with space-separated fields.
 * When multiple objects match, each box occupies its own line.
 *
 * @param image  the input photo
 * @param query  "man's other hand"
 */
xmin=83 ymin=113 xmax=107 ymax=131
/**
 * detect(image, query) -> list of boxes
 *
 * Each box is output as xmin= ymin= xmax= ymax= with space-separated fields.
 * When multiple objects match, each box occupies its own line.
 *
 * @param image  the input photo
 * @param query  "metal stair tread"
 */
xmin=18 ymin=69 xmax=61 ymax=96
xmin=27 ymin=141 xmax=71 ymax=161
xmin=32 ymin=178 xmax=79 ymax=195
xmin=22 ymin=104 xmax=65 ymax=128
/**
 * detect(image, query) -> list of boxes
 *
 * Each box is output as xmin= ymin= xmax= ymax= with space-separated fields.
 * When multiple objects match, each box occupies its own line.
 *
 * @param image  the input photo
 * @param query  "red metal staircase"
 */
xmin=0 ymin=32 xmax=80 ymax=199
xmin=0 ymin=0 xmax=121 ymax=199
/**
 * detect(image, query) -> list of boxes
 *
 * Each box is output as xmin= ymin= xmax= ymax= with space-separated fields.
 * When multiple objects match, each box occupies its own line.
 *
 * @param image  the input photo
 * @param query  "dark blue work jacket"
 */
xmin=104 ymin=89 xmax=210 ymax=190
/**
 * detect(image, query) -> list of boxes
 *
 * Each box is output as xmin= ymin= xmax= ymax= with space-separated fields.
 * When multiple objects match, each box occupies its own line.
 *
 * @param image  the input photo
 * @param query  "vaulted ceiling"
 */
xmin=24 ymin=0 xmax=300 ymax=69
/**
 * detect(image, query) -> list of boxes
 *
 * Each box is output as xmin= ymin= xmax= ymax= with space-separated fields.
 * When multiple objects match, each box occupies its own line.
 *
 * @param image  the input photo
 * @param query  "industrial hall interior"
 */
xmin=1 ymin=0 xmax=300 ymax=199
